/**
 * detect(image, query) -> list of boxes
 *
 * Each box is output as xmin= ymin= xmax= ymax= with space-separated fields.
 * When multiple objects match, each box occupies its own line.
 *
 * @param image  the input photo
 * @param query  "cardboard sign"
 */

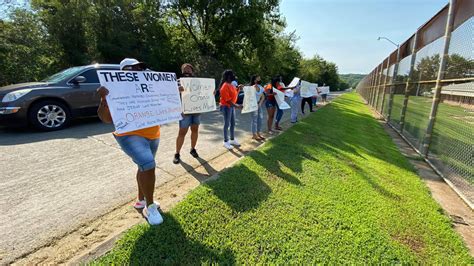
xmin=98 ymin=70 xmax=182 ymax=134
xmin=284 ymin=89 xmax=294 ymax=98
xmin=309 ymin=83 xmax=319 ymax=96
xmin=319 ymin=86 xmax=330 ymax=94
xmin=273 ymin=88 xmax=291 ymax=109
xmin=180 ymin=77 xmax=216 ymax=114
xmin=300 ymin=80 xmax=312 ymax=97
xmin=241 ymin=86 xmax=258 ymax=113
xmin=288 ymin=77 xmax=300 ymax=88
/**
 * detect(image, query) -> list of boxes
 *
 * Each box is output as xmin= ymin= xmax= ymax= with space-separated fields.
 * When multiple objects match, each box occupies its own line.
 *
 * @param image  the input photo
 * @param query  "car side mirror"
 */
xmin=73 ymin=76 xmax=86 ymax=84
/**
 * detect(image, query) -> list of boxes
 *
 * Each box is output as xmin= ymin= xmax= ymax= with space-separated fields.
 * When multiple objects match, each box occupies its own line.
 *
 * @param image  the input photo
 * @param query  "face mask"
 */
xmin=256 ymin=80 xmax=261 ymax=84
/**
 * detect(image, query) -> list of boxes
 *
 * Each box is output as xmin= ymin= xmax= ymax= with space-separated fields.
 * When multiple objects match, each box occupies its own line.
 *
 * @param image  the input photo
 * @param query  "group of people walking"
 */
xmin=97 ymin=58 xmax=325 ymax=225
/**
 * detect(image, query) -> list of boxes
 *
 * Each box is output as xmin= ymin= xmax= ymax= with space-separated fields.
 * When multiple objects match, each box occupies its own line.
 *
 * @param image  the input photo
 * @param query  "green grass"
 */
xmin=391 ymin=95 xmax=473 ymax=183
xmin=94 ymin=93 xmax=472 ymax=264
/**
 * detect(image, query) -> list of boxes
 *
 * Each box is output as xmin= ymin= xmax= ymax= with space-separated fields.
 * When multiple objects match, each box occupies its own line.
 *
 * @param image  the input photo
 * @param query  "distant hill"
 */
xmin=339 ymin=74 xmax=366 ymax=88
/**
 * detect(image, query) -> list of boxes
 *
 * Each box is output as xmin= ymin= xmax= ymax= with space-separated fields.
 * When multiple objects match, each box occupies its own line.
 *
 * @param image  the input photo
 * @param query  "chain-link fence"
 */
xmin=357 ymin=0 xmax=473 ymax=208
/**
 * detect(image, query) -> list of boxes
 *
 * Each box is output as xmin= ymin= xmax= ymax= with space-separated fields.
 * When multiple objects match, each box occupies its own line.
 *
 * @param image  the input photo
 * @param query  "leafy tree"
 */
xmin=339 ymin=73 xmax=365 ymax=88
xmin=299 ymin=55 xmax=342 ymax=90
xmin=31 ymin=0 xmax=91 ymax=67
xmin=0 ymin=9 xmax=58 ymax=85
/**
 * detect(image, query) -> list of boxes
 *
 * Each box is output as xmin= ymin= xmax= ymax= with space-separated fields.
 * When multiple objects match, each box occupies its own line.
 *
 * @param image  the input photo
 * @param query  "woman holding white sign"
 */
xmin=96 ymin=58 xmax=163 ymax=226
xmin=290 ymin=80 xmax=302 ymax=123
xmin=219 ymin=70 xmax=243 ymax=150
xmin=249 ymin=75 xmax=266 ymax=141
xmin=173 ymin=63 xmax=201 ymax=164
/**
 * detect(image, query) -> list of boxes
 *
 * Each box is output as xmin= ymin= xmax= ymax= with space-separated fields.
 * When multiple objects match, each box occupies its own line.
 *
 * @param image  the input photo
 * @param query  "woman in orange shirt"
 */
xmin=219 ymin=69 xmax=243 ymax=150
xmin=96 ymin=58 xmax=163 ymax=226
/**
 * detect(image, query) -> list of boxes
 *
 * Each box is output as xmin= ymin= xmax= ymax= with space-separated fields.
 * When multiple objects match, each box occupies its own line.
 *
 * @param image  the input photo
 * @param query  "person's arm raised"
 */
xmin=96 ymin=86 xmax=113 ymax=124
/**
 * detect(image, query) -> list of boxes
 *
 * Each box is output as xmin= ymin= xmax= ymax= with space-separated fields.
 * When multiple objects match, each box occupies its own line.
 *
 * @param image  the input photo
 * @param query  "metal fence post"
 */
xmin=373 ymin=66 xmax=382 ymax=107
xmin=421 ymin=0 xmax=456 ymax=157
xmin=399 ymin=33 xmax=419 ymax=132
xmin=380 ymin=57 xmax=391 ymax=114
xmin=386 ymin=46 xmax=400 ymax=121
xmin=370 ymin=68 xmax=377 ymax=106
xmin=370 ymin=72 xmax=376 ymax=104
xmin=375 ymin=61 xmax=386 ymax=111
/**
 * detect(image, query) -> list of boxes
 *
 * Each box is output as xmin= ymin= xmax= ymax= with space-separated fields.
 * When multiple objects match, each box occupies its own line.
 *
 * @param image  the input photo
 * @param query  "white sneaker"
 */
xmin=229 ymin=139 xmax=241 ymax=147
xmin=133 ymin=199 xmax=160 ymax=209
xmin=223 ymin=141 xmax=233 ymax=150
xmin=143 ymin=203 xmax=163 ymax=225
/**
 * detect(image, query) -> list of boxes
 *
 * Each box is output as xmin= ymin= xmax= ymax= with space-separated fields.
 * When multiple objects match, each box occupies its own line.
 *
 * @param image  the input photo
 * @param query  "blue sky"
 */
xmin=280 ymin=0 xmax=448 ymax=74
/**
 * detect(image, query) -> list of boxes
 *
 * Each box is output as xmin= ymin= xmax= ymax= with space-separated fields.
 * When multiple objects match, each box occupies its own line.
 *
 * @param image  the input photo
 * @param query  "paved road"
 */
xmin=0 ymin=93 xmax=341 ymax=263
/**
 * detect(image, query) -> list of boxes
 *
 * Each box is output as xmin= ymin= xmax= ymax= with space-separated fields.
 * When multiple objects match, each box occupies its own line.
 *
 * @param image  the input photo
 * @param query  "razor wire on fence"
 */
xmin=356 ymin=0 xmax=473 ymax=207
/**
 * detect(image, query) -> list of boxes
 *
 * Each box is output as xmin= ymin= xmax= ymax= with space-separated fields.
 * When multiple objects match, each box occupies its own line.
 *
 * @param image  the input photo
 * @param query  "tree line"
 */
xmin=0 ymin=0 xmax=351 ymax=90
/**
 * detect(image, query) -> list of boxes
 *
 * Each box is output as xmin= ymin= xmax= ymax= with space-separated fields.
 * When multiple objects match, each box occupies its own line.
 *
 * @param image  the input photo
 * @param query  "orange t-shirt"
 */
xmin=114 ymin=126 xmax=160 ymax=140
xmin=265 ymin=84 xmax=275 ymax=101
xmin=276 ymin=83 xmax=285 ymax=92
xmin=220 ymin=82 xmax=238 ymax=107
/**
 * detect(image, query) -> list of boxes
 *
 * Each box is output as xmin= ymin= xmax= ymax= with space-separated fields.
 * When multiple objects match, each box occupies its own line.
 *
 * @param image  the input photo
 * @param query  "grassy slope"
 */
xmin=95 ymin=93 xmax=472 ymax=264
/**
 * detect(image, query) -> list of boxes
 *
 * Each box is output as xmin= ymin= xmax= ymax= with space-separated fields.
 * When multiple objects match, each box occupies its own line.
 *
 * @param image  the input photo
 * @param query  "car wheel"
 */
xmin=28 ymin=100 xmax=71 ymax=131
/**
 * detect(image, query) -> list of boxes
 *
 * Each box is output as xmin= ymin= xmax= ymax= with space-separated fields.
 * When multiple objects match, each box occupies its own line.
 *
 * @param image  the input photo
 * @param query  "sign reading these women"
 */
xmin=98 ymin=70 xmax=182 ymax=134
xmin=180 ymin=77 xmax=216 ymax=114
xmin=242 ymin=86 xmax=258 ymax=113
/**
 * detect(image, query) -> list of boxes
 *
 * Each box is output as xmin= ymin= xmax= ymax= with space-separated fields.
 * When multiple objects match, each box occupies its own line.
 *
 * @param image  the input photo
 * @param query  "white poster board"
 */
xmin=288 ymin=77 xmax=300 ymax=88
xmin=98 ymin=70 xmax=182 ymax=134
xmin=319 ymin=86 xmax=330 ymax=94
xmin=180 ymin=77 xmax=216 ymax=114
xmin=241 ymin=86 xmax=258 ymax=113
xmin=284 ymin=89 xmax=294 ymax=98
xmin=300 ymin=80 xmax=312 ymax=98
xmin=309 ymin=83 xmax=318 ymax=96
xmin=273 ymin=88 xmax=291 ymax=109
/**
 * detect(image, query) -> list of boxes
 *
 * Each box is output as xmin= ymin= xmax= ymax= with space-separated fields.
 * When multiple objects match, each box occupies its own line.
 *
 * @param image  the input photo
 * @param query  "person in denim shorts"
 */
xmin=173 ymin=63 xmax=201 ymax=164
xmin=96 ymin=58 xmax=163 ymax=226
xmin=264 ymin=77 xmax=280 ymax=134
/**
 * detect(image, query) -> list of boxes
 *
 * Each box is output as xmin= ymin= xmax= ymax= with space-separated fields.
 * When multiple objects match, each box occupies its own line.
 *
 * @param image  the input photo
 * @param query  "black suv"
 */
xmin=0 ymin=64 xmax=120 ymax=131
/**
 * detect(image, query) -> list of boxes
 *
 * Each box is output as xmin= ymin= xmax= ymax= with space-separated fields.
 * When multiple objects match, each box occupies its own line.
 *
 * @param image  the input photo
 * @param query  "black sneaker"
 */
xmin=190 ymin=148 xmax=199 ymax=158
xmin=173 ymin=153 xmax=180 ymax=164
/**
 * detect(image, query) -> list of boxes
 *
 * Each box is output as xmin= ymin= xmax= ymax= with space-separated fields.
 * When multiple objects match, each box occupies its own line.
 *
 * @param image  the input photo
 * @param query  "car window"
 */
xmin=42 ymin=66 xmax=86 ymax=83
xmin=78 ymin=69 xmax=99 ymax=83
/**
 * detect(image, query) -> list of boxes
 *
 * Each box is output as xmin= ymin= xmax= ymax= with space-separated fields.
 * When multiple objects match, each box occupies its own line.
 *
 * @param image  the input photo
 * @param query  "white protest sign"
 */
xmin=180 ymin=77 xmax=216 ymax=114
xmin=309 ymin=83 xmax=318 ymax=96
xmin=300 ymin=80 xmax=312 ymax=97
xmin=319 ymin=86 xmax=330 ymax=94
xmin=98 ymin=70 xmax=182 ymax=134
xmin=288 ymin=77 xmax=300 ymax=88
xmin=284 ymin=89 xmax=294 ymax=98
xmin=273 ymin=88 xmax=291 ymax=109
xmin=241 ymin=86 xmax=258 ymax=113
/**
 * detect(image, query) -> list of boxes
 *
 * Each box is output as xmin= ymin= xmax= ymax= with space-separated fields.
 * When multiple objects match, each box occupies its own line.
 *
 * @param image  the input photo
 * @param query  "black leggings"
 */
xmin=301 ymin=97 xmax=313 ymax=113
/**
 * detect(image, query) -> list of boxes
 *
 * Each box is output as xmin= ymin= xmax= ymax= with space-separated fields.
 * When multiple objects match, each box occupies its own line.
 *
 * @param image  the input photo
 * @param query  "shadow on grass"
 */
xmin=127 ymin=214 xmax=235 ymax=264
xmin=204 ymin=164 xmax=272 ymax=213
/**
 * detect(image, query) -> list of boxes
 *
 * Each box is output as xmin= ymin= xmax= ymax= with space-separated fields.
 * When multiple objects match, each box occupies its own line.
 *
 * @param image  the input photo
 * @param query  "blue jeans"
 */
xmin=251 ymin=107 xmax=263 ymax=134
xmin=290 ymin=96 xmax=301 ymax=122
xmin=312 ymin=96 xmax=318 ymax=106
xmin=114 ymin=135 xmax=160 ymax=172
xmin=276 ymin=105 xmax=283 ymax=124
xmin=179 ymin=114 xmax=200 ymax=128
xmin=220 ymin=105 xmax=235 ymax=142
